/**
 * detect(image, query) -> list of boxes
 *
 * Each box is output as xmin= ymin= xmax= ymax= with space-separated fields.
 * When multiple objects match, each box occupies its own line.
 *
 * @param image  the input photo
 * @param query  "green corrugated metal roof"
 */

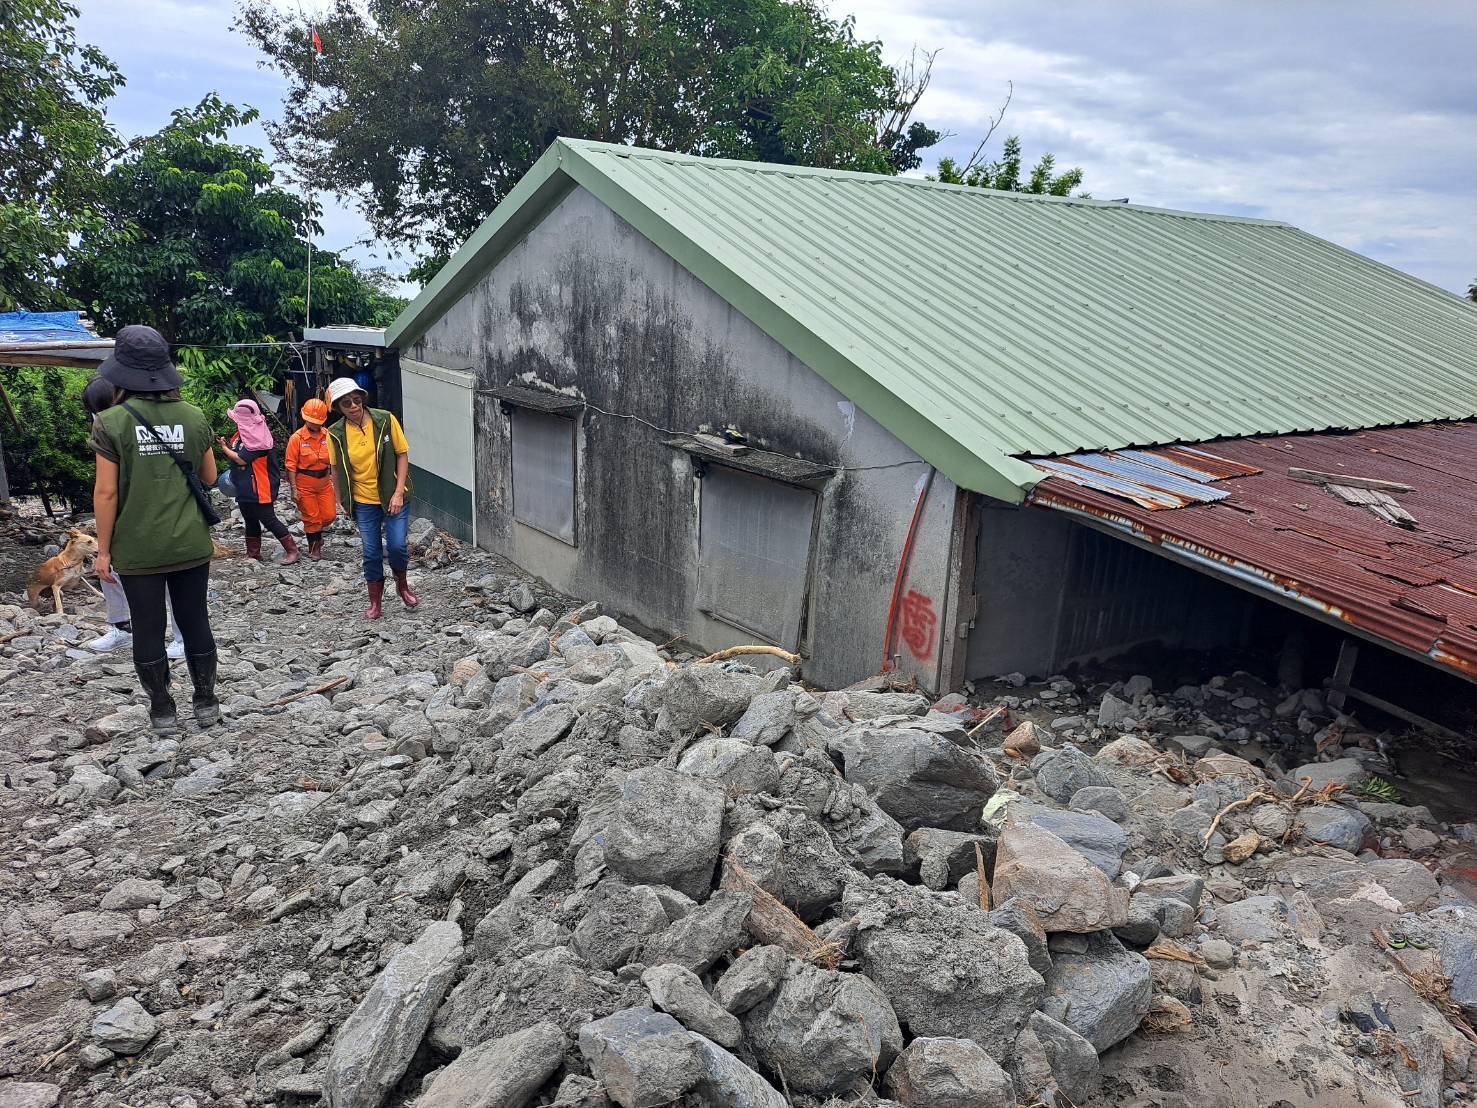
xmin=390 ymin=138 xmax=1477 ymax=503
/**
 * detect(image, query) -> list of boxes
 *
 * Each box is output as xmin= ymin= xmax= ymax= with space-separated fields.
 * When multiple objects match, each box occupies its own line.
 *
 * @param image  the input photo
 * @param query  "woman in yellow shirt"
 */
xmin=324 ymin=377 xmax=418 ymax=620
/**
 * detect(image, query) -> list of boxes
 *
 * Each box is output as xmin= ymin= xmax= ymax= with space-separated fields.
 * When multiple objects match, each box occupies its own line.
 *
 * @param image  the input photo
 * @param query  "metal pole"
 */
xmin=303 ymin=28 xmax=316 ymax=332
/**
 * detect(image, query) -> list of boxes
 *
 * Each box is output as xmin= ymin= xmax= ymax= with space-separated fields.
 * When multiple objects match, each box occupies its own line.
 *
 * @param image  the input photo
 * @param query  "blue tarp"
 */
xmin=0 ymin=311 xmax=98 ymax=345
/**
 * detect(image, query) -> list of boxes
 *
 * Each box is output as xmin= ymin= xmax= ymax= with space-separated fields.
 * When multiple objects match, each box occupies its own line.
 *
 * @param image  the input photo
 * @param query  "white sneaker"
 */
xmin=166 ymin=638 xmax=186 ymax=660
xmin=87 ymin=626 xmax=133 ymax=653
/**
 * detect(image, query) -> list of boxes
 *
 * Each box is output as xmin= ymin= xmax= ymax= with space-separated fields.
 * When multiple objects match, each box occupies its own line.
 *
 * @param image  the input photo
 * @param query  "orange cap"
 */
xmin=301 ymin=398 xmax=329 ymax=426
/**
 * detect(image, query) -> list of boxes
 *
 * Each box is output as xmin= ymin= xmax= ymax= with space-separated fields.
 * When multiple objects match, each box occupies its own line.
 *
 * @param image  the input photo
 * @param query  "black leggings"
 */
xmin=241 ymin=501 xmax=289 ymax=540
xmin=120 ymin=562 xmax=215 ymax=664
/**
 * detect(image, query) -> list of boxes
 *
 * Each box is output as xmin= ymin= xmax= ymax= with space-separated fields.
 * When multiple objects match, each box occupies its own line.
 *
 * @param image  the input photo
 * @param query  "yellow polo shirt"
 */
xmin=329 ymin=414 xmax=409 ymax=504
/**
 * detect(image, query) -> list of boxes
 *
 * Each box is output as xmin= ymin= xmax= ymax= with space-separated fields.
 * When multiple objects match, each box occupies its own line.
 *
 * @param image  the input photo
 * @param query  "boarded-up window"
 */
xmin=511 ymin=409 xmax=576 ymax=543
xmin=697 ymin=465 xmax=817 ymax=648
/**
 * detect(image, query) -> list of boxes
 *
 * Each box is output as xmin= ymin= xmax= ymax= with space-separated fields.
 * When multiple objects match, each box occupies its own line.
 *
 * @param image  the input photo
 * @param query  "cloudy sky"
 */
xmin=77 ymin=0 xmax=1476 ymax=297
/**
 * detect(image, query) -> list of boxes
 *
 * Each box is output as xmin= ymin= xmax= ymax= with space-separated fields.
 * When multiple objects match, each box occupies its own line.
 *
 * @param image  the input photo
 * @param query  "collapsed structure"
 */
xmin=384 ymin=139 xmax=1477 ymax=711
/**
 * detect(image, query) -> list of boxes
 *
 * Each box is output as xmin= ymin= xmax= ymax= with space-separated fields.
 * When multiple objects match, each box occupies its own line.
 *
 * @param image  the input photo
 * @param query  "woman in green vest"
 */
xmin=325 ymin=376 xmax=419 ymax=619
xmin=90 ymin=325 xmax=222 ymax=735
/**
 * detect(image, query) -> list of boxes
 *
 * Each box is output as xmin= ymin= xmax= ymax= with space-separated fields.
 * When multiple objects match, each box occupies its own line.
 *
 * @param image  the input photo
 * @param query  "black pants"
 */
xmin=240 ymin=500 xmax=289 ymax=540
xmin=119 ymin=562 xmax=215 ymax=665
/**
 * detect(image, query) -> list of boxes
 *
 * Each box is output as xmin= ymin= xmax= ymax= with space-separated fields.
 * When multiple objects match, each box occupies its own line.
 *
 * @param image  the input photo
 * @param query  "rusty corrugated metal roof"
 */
xmin=1027 ymin=422 xmax=1477 ymax=678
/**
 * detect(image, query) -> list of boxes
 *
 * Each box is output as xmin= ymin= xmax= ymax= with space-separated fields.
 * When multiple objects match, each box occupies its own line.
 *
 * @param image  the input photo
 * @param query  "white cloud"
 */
xmin=843 ymin=0 xmax=1477 ymax=294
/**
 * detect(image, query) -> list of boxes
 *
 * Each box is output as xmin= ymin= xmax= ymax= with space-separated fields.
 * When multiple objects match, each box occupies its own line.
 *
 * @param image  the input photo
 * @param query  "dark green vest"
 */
xmin=96 ymin=398 xmax=215 ymax=573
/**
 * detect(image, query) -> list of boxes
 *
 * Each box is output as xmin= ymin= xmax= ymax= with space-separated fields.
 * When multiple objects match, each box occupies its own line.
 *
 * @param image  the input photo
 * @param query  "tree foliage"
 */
xmin=238 ymin=0 xmax=941 ymax=266
xmin=0 ymin=0 xmax=123 ymax=310
xmin=932 ymin=136 xmax=1085 ymax=197
xmin=66 ymin=95 xmax=403 ymax=343
xmin=0 ymin=365 xmax=95 ymax=507
xmin=62 ymin=95 xmax=406 ymax=412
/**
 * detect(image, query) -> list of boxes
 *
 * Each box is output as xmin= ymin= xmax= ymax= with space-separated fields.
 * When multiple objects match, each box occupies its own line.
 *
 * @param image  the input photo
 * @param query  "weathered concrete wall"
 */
xmin=408 ymin=186 xmax=957 ymax=690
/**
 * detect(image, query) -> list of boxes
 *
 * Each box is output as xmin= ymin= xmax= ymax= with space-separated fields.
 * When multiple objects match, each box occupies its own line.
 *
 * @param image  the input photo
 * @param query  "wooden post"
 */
xmin=1326 ymin=638 xmax=1359 ymax=712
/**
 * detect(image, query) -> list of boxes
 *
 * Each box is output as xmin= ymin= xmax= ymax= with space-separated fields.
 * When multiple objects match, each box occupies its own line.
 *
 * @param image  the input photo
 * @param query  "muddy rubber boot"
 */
xmin=393 ymin=569 xmax=420 ymax=609
xmin=185 ymin=650 xmax=221 ymax=727
xmin=307 ymin=533 xmax=323 ymax=561
xmin=365 ymin=579 xmax=384 ymax=620
xmin=245 ymin=535 xmax=262 ymax=560
xmin=279 ymin=533 xmax=300 ymax=565
xmin=134 ymin=657 xmax=180 ymax=736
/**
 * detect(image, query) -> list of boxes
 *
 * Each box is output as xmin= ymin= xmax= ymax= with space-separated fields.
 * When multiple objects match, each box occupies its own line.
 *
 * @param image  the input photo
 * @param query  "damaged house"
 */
xmin=388 ymin=139 xmax=1477 ymax=705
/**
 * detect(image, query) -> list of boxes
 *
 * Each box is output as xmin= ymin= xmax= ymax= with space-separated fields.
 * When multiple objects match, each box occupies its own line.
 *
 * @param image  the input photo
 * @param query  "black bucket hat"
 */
xmin=98 ymin=325 xmax=183 ymax=392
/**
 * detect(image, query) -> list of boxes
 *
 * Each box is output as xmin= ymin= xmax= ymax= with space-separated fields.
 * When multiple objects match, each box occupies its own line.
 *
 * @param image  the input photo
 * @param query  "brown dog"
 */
xmin=26 ymin=528 xmax=102 ymax=615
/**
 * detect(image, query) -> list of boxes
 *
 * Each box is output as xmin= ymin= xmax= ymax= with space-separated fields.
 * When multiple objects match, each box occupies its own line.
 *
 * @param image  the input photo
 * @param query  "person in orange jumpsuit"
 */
xmin=285 ymin=399 xmax=337 ymax=561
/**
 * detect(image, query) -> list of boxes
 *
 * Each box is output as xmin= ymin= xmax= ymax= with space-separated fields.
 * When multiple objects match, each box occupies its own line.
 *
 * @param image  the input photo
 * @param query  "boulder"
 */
xmin=572 ymin=880 xmax=671 ymax=970
xmin=323 ymin=921 xmax=465 ymax=1108
xmin=725 ymin=812 xmax=847 ymax=920
xmin=834 ymin=728 xmax=998 ymax=832
xmin=688 ymin=1033 xmax=787 ymax=1108
xmin=641 ymin=964 xmax=742 ymax=1048
xmin=1298 ymin=805 xmax=1372 ymax=852
xmin=578 ymin=1008 xmax=705 ymax=1108
xmin=992 ymin=823 xmax=1128 ymax=933
xmin=641 ymin=890 xmax=752 ymax=974
xmin=1069 ymin=785 xmax=1128 ymax=823
xmin=1003 ymin=721 xmax=1047 ymax=757
xmin=99 ymin=878 xmax=166 ymax=911
xmin=1010 ymin=1012 xmax=1100 ymax=1105
xmin=742 ymin=960 xmax=903 ymax=1095
xmin=883 ymin=1037 xmax=1014 ymax=1108
xmin=1031 ymin=745 xmax=1112 ymax=805
xmin=985 ymin=898 xmax=1051 ymax=978
xmin=429 ymin=946 xmax=641 ymax=1055
xmin=49 ymin=910 xmax=134 ymax=951
xmin=1212 ymin=894 xmax=1299 ymax=944
xmin=1014 ymin=806 xmax=1127 ymax=877
xmin=1288 ymin=758 xmax=1369 ymax=792
xmin=1300 ymin=858 xmax=1440 ymax=914
xmin=656 ymin=665 xmax=763 ymax=735
xmin=904 ymin=828 xmax=997 ymax=892
xmin=475 ymin=894 xmax=573 ymax=964
xmin=90 ymin=997 xmax=158 ymax=1054
xmin=604 ymin=768 xmax=725 ymax=899
xmin=1095 ymin=736 xmax=1159 ymax=767
xmin=712 ymin=945 xmax=787 ymax=1014
xmin=1041 ymin=931 xmax=1152 ymax=1052
xmin=0 ymin=1086 xmax=61 ymax=1108
xmin=845 ymin=879 xmax=1044 ymax=1060
xmin=1135 ymin=874 xmax=1204 ymax=910
xmin=1097 ymin=692 xmax=1132 ymax=727
xmin=676 ymin=738 xmax=780 ymax=795
xmin=729 ymin=690 xmax=797 ymax=746
xmin=416 ymin=1022 xmax=566 ymax=1108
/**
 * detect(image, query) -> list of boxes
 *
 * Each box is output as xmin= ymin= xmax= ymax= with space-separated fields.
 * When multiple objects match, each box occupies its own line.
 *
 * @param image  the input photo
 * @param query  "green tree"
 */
xmin=0 ymin=0 xmax=122 ymax=310
xmin=237 ymin=0 xmax=940 ymax=270
xmin=63 ymin=95 xmax=405 ymax=412
xmin=0 ymin=365 xmax=95 ymax=508
xmin=932 ymin=135 xmax=1085 ymax=196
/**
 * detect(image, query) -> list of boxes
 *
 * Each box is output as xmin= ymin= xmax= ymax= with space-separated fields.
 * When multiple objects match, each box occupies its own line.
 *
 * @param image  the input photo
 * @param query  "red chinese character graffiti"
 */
xmin=898 ymin=590 xmax=937 ymax=662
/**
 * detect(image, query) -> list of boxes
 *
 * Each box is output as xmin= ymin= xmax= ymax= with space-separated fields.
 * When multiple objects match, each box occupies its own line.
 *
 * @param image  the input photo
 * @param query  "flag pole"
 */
xmin=304 ymin=24 xmax=317 ymax=333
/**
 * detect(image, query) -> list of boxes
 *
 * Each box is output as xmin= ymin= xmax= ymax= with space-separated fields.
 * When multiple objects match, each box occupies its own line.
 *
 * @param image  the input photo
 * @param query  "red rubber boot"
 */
xmin=393 ymin=570 xmax=420 ymax=609
xmin=365 ymin=579 xmax=384 ymax=620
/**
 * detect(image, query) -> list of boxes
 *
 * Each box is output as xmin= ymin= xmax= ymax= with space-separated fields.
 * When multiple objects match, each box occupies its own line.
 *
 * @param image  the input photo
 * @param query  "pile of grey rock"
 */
xmin=3 ymin=517 xmax=1477 ymax=1108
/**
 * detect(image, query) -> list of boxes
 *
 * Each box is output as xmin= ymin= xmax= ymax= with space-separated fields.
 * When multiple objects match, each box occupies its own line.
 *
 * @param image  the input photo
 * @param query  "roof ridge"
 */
xmin=560 ymin=137 xmax=1294 ymax=228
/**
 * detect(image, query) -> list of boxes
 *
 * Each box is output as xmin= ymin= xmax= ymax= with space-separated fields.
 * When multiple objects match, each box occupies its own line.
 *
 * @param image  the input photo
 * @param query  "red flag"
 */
xmin=311 ymin=27 xmax=323 ymax=55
